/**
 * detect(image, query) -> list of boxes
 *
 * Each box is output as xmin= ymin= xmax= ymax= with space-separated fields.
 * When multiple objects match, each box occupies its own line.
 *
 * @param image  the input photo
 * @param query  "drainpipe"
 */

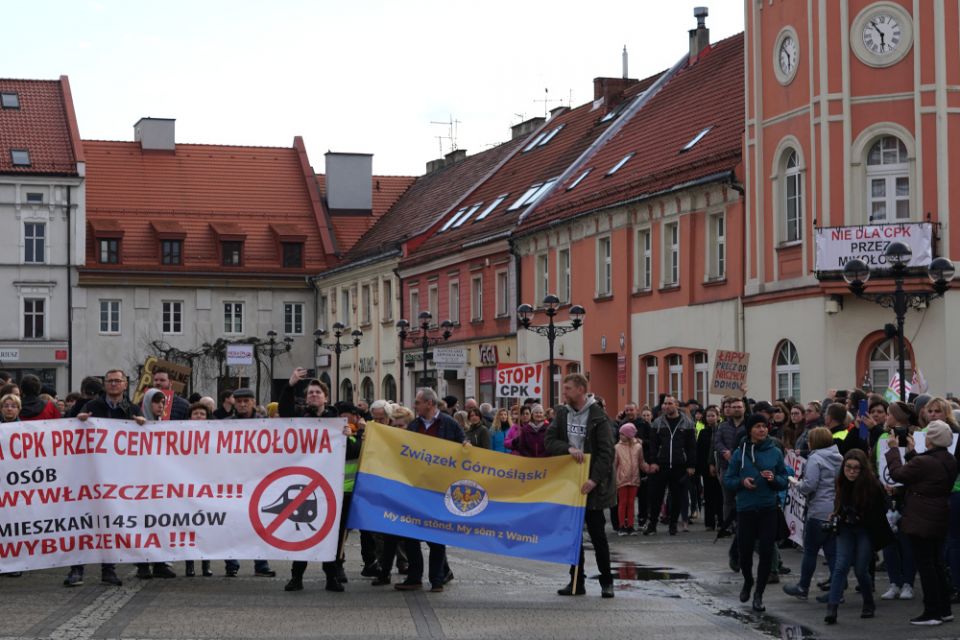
xmin=509 ymin=238 xmax=522 ymax=354
xmin=66 ymin=185 xmax=73 ymax=392
xmin=394 ymin=266 xmax=405 ymax=405
xmin=728 ymin=174 xmax=747 ymax=352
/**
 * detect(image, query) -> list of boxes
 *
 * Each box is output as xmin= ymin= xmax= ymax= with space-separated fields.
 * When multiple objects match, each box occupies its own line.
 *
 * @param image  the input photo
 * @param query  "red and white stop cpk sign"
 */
xmin=495 ymin=363 xmax=543 ymax=399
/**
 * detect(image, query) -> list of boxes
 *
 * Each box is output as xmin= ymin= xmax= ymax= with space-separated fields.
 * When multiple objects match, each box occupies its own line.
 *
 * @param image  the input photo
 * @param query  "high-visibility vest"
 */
xmin=344 ymin=436 xmax=359 ymax=493
xmin=832 ymin=428 xmax=849 ymax=441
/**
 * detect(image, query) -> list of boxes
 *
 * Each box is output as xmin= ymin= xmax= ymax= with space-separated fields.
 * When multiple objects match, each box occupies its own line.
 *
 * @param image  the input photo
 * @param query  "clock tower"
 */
xmin=742 ymin=0 xmax=960 ymax=399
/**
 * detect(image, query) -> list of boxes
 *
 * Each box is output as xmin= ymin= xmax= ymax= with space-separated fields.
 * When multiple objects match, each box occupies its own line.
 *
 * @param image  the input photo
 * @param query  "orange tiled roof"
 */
xmin=317 ymin=173 xmax=416 ymax=254
xmin=83 ymin=137 xmax=334 ymax=274
xmin=0 ymin=76 xmax=82 ymax=175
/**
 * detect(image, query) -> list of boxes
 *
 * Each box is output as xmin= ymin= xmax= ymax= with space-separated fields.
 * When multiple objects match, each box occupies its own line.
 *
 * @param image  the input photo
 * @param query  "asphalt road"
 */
xmin=1 ymin=526 xmax=957 ymax=640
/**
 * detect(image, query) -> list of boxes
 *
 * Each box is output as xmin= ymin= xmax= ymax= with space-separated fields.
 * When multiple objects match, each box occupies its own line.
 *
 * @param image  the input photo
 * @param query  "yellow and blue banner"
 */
xmin=347 ymin=422 xmax=588 ymax=565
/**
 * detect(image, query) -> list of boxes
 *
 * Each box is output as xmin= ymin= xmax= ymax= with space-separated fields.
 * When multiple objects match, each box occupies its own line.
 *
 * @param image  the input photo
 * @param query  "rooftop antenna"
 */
xmin=430 ymin=114 xmax=461 ymax=156
xmin=622 ymin=45 xmax=628 ymax=79
xmin=534 ymin=88 xmax=564 ymax=118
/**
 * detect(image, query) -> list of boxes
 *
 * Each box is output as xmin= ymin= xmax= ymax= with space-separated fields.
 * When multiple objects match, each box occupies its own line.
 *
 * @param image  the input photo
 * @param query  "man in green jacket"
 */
xmin=545 ymin=373 xmax=616 ymax=598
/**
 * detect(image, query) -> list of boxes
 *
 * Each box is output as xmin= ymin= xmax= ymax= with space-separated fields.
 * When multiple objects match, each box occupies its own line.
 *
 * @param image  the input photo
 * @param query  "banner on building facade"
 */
xmin=495 ymin=363 xmax=544 ymax=399
xmin=710 ymin=351 xmax=749 ymax=395
xmin=347 ymin=422 xmax=588 ymax=565
xmin=0 ymin=418 xmax=345 ymax=572
xmin=132 ymin=356 xmax=193 ymax=405
xmin=814 ymin=222 xmax=934 ymax=272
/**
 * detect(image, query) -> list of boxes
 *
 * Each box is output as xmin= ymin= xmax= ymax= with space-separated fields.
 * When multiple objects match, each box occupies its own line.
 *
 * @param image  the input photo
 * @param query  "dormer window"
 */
xmin=11 ymin=149 xmax=30 ymax=166
xmin=282 ymin=242 xmax=304 ymax=268
xmin=1 ymin=92 xmax=19 ymax=109
xmin=222 ymin=241 xmax=243 ymax=266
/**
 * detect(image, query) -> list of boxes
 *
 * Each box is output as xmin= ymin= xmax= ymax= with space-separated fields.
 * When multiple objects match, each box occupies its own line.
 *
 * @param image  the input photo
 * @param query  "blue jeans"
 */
xmin=883 ymin=528 xmax=916 ymax=588
xmin=797 ymin=517 xmax=836 ymax=591
xmin=829 ymin=526 xmax=874 ymax=606
xmin=947 ymin=493 xmax=960 ymax=590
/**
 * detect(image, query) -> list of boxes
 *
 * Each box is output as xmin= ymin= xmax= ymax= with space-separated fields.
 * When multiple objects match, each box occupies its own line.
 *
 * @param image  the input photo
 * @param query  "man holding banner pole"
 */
xmin=545 ymin=373 xmax=616 ymax=598
xmin=394 ymin=388 xmax=466 ymax=593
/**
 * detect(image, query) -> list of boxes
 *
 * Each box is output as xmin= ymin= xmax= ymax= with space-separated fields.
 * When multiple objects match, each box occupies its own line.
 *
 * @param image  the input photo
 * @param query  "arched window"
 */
xmin=693 ymin=352 xmax=709 ymax=406
xmin=775 ymin=341 xmax=800 ymax=401
xmin=644 ymin=356 xmax=658 ymax=409
xmin=866 ymin=136 xmax=910 ymax=222
xmin=340 ymin=379 xmax=354 ymax=404
xmin=869 ymin=339 xmax=912 ymax=392
xmin=320 ymin=372 xmax=332 ymax=395
xmin=783 ymin=150 xmax=802 ymax=242
xmin=381 ymin=375 xmax=397 ymax=402
xmin=360 ymin=377 xmax=375 ymax=404
xmin=667 ymin=354 xmax=683 ymax=399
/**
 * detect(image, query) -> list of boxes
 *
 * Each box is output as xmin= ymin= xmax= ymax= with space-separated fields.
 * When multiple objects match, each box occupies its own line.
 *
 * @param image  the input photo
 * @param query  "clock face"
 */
xmin=779 ymin=36 xmax=798 ymax=75
xmin=862 ymin=13 xmax=902 ymax=55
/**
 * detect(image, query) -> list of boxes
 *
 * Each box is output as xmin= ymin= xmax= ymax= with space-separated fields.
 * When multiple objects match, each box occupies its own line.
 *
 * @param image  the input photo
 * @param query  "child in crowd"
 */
xmin=615 ymin=423 xmax=649 ymax=536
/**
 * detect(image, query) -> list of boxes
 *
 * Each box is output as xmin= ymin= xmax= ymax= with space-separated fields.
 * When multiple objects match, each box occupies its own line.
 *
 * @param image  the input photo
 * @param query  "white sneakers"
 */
xmin=881 ymin=585 xmax=901 ymax=600
xmin=881 ymin=584 xmax=914 ymax=600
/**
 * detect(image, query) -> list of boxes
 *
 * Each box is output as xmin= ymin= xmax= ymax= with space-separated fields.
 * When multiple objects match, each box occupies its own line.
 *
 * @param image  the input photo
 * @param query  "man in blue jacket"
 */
xmin=395 ymin=388 xmax=465 ymax=593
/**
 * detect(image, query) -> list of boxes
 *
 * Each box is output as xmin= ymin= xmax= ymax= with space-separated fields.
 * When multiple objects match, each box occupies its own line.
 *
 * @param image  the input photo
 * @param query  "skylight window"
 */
xmin=681 ymin=127 xmax=713 ymax=152
xmin=440 ymin=207 xmax=469 ymax=232
xmin=1 ymin=93 xmax=19 ymax=109
xmin=452 ymin=203 xmax=483 ymax=228
xmin=523 ymin=132 xmax=547 ymax=152
xmin=607 ymin=153 xmax=634 ymax=176
xmin=475 ymin=194 xmax=508 ymax=221
xmin=508 ymin=184 xmax=543 ymax=211
xmin=600 ymin=110 xmax=617 ymax=123
xmin=537 ymin=124 xmax=565 ymax=146
xmin=567 ymin=168 xmax=592 ymax=191
xmin=10 ymin=149 xmax=30 ymax=166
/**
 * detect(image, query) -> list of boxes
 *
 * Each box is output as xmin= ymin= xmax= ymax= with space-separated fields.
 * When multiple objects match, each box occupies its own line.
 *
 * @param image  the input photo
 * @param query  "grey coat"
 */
xmin=796 ymin=444 xmax=842 ymax=521
xmin=545 ymin=401 xmax=616 ymax=511
xmin=713 ymin=418 xmax=743 ymax=472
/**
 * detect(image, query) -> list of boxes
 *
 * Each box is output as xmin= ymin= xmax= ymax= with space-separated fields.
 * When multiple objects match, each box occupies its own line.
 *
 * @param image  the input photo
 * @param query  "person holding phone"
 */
xmin=723 ymin=414 xmax=788 ymax=612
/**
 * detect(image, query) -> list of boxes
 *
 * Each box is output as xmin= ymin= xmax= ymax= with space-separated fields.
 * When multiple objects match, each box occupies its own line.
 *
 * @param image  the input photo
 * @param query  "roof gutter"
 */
xmin=309 ymin=246 xmax=402 ymax=281
xmin=517 ymin=52 xmax=690 ymax=226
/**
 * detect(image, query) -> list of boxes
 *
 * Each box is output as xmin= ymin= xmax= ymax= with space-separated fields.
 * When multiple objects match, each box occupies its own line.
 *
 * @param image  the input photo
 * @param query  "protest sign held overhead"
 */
xmin=710 ymin=350 xmax=749 ymax=395
xmin=0 ymin=418 xmax=345 ymax=572
xmin=495 ymin=363 xmax=544 ymax=399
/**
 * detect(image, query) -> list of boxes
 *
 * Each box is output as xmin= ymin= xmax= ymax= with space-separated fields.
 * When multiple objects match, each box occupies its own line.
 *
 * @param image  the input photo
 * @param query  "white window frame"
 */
xmin=475 ymin=194 xmax=508 ymax=221
xmin=783 ymin=150 xmax=802 ymax=242
xmin=644 ymin=356 xmax=659 ymax=410
xmin=667 ymin=354 xmax=683 ymax=399
xmin=868 ymin=339 xmax=911 ymax=393
xmin=23 ymin=221 xmax=46 ymax=265
xmin=340 ymin=288 xmax=351 ymax=326
xmin=224 ymin=301 xmax=244 ymax=335
xmin=409 ymin=289 xmax=420 ymax=324
xmin=284 ymin=301 xmax=304 ymax=336
xmin=557 ymin=248 xmax=571 ymax=304
xmin=381 ymin=279 xmax=393 ymax=322
xmin=318 ymin=294 xmax=328 ymax=332
xmin=99 ymin=299 xmax=121 ymax=335
xmin=428 ymin=284 xmax=439 ymax=326
xmin=707 ymin=212 xmax=726 ymax=280
xmin=866 ymin=136 xmax=910 ymax=222
xmin=693 ymin=352 xmax=709 ymax=406
xmin=635 ymin=227 xmax=652 ymax=291
xmin=535 ymin=253 xmax=549 ymax=304
xmin=495 ymin=270 xmax=509 ymax=318
xmin=662 ymin=221 xmax=679 ymax=286
xmin=22 ymin=296 xmax=47 ymax=340
xmin=448 ymin=280 xmax=460 ymax=324
xmin=360 ymin=285 xmax=371 ymax=326
xmin=162 ymin=300 xmax=183 ymax=335
xmin=596 ymin=236 xmax=612 ymax=297
xmin=470 ymin=275 xmax=483 ymax=321
xmin=775 ymin=340 xmax=801 ymax=400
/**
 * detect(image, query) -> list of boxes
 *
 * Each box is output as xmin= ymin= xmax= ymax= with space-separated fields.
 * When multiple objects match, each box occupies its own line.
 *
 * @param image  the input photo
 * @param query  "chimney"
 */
xmin=593 ymin=77 xmax=639 ymax=108
xmin=134 ymin=117 xmax=175 ymax=151
xmin=425 ymin=158 xmax=446 ymax=174
xmin=324 ymin=152 xmax=373 ymax=211
xmin=444 ymin=149 xmax=467 ymax=166
xmin=511 ymin=116 xmax=545 ymax=140
xmin=689 ymin=6 xmax=711 ymax=65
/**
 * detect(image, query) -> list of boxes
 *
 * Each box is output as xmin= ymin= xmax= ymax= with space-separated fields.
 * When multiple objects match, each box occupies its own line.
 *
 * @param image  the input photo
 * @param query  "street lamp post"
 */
xmin=314 ymin=323 xmax=362 ymax=403
xmin=517 ymin=294 xmax=585 ymax=409
xmin=395 ymin=311 xmax=454 ymax=398
xmin=842 ymin=241 xmax=954 ymax=400
xmin=259 ymin=330 xmax=295 ymax=402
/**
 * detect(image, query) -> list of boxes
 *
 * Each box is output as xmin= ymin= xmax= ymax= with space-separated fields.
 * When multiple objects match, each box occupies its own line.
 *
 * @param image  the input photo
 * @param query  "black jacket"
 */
xmin=81 ymin=397 xmax=143 ymax=420
xmin=407 ymin=410 xmax=465 ymax=443
xmin=649 ymin=413 xmax=697 ymax=469
xmin=545 ymin=402 xmax=616 ymax=510
xmin=278 ymin=384 xmax=338 ymax=419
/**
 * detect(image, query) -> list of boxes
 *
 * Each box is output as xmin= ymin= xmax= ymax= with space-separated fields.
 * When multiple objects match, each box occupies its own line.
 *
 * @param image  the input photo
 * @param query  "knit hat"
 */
xmin=925 ymin=420 xmax=954 ymax=449
xmin=914 ymin=393 xmax=933 ymax=415
xmin=619 ymin=423 xmax=637 ymax=439
xmin=753 ymin=401 xmax=774 ymax=415
xmin=888 ymin=401 xmax=918 ymax=427
xmin=746 ymin=413 xmax=769 ymax=431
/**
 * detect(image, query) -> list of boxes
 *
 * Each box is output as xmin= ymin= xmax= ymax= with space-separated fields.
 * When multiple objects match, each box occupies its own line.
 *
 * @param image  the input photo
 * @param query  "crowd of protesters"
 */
xmin=4 ymin=367 xmax=960 ymax=626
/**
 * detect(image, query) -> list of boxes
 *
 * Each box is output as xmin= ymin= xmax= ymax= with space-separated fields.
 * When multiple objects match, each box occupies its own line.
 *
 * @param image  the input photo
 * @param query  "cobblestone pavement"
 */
xmin=1 ymin=527 xmax=958 ymax=639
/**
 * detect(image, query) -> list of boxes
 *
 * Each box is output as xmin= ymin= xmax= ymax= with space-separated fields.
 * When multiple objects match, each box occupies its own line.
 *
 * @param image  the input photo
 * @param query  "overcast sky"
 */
xmin=9 ymin=1 xmax=745 ymax=176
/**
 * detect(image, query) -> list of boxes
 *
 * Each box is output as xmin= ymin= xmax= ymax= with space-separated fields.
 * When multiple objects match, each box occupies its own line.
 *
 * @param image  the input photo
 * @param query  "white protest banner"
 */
xmin=226 ymin=343 xmax=254 ymax=366
xmin=878 ymin=431 xmax=960 ymax=487
xmin=0 ymin=418 xmax=345 ymax=572
xmin=783 ymin=451 xmax=806 ymax=546
xmin=814 ymin=222 xmax=934 ymax=272
xmin=496 ymin=363 xmax=544 ymax=399
xmin=710 ymin=350 xmax=749 ymax=395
